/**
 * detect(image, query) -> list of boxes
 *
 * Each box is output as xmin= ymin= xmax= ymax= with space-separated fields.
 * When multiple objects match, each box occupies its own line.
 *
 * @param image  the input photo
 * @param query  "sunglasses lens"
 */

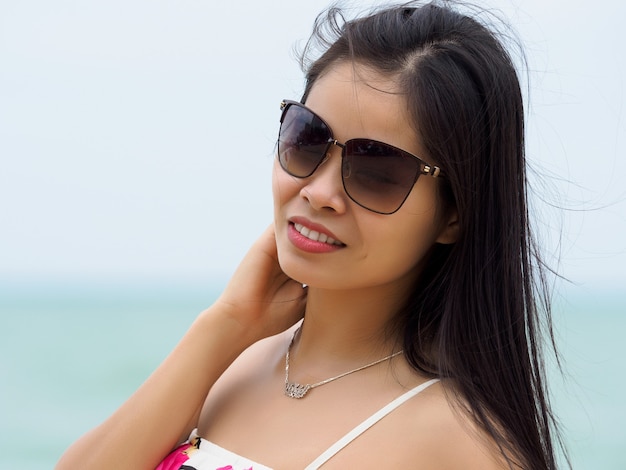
xmin=278 ymin=104 xmax=330 ymax=177
xmin=343 ymin=140 xmax=420 ymax=214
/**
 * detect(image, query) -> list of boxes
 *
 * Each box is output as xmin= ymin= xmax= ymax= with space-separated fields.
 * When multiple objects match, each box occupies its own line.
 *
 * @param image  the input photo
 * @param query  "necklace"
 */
xmin=284 ymin=327 xmax=403 ymax=399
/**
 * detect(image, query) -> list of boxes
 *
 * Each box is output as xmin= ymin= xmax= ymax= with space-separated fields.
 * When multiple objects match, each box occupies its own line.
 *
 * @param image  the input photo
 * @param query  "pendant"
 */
xmin=285 ymin=382 xmax=311 ymax=399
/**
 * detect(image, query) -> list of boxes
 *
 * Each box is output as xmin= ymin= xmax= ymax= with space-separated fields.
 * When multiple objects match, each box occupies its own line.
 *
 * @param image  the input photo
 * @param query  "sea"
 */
xmin=0 ymin=281 xmax=624 ymax=469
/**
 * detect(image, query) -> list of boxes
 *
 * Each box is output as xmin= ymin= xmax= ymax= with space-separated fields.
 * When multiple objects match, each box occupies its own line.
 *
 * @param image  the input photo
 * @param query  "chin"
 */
xmin=277 ymin=257 xmax=311 ymax=287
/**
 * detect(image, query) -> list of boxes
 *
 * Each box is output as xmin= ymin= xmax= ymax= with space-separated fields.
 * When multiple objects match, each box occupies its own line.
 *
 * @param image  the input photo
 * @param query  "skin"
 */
xmin=55 ymin=62 xmax=509 ymax=470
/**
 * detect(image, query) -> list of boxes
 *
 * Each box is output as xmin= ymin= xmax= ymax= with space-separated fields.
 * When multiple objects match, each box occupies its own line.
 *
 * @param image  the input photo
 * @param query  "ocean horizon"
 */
xmin=1 ymin=281 xmax=624 ymax=469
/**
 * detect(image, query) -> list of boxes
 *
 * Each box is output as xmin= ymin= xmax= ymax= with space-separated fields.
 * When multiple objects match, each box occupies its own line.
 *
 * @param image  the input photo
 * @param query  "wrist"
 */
xmin=194 ymin=304 xmax=260 ymax=359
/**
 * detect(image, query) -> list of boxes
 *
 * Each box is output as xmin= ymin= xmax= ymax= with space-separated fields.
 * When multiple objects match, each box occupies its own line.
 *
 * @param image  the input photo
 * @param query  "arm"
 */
xmin=55 ymin=226 xmax=306 ymax=470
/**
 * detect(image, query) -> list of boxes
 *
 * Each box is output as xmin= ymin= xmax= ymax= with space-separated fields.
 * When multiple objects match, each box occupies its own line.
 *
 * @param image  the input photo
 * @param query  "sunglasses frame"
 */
xmin=278 ymin=100 xmax=443 ymax=214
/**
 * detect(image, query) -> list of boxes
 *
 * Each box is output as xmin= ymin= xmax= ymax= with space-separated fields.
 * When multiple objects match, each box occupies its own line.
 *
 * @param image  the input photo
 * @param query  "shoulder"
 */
xmin=398 ymin=380 xmax=516 ymax=469
xmin=197 ymin=326 xmax=294 ymax=421
xmin=329 ymin=379 xmax=516 ymax=469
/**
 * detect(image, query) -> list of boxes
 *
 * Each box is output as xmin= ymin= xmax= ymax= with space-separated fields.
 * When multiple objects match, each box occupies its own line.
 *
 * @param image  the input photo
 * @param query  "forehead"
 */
xmin=303 ymin=62 xmax=424 ymax=156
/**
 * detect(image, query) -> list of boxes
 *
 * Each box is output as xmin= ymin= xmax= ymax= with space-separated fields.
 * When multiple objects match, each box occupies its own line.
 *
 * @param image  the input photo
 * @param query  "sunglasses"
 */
xmin=277 ymin=100 xmax=443 ymax=214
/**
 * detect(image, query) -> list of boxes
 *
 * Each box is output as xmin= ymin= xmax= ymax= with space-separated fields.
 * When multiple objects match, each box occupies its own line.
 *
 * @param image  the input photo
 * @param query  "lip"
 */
xmin=287 ymin=216 xmax=345 ymax=253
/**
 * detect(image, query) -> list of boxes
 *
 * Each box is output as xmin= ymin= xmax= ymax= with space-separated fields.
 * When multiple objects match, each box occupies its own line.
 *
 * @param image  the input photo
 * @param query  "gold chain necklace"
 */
xmin=284 ymin=327 xmax=403 ymax=399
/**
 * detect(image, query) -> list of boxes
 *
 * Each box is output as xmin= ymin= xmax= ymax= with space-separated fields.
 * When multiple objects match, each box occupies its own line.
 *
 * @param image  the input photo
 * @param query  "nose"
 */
xmin=299 ymin=146 xmax=348 ymax=213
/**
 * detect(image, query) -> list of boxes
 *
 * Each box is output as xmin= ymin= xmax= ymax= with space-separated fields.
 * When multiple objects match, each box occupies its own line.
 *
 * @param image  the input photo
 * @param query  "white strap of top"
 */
xmin=304 ymin=378 xmax=439 ymax=469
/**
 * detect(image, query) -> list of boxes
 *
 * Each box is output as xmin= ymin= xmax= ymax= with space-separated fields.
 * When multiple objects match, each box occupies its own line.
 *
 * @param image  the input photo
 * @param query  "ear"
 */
xmin=435 ymin=209 xmax=459 ymax=245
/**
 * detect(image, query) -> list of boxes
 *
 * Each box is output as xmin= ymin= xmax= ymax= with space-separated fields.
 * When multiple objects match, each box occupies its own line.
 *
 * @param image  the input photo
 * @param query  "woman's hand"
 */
xmin=210 ymin=224 xmax=307 ymax=344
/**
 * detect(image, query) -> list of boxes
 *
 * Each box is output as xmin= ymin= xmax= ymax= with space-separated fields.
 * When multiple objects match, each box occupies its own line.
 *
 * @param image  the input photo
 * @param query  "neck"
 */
xmin=284 ymin=324 xmax=404 ymax=398
xmin=293 ymin=285 xmax=407 ymax=366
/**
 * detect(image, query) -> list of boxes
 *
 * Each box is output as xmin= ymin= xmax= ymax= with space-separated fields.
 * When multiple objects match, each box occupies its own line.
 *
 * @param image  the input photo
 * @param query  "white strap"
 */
xmin=304 ymin=378 xmax=440 ymax=469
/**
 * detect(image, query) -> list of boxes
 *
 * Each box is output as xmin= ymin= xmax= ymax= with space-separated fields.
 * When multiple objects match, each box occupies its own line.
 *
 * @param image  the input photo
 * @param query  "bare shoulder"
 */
xmin=328 ymin=379 xmax=515 ymax=469
xmin=394 ymin=380 xmax=514 ymax=469
xmin=197 ymin=325 xmax=294 ymax=425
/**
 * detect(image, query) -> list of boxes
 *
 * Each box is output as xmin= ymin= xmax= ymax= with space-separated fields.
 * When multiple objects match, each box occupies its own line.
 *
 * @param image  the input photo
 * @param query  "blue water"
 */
xmin=1 ymin=282 xmax=624 ymax=469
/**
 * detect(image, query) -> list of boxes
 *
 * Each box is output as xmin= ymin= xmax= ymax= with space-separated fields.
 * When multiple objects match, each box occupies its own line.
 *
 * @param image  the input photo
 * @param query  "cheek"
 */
xmin=400 ymin=177 xmax=441 ymax=214
xmin=359 ymin=192 xmax=443 ymax=282
xmin=272 ymin=162 xmax=308 ymax=237
xmin=396 ymin=181 xmax=448 ymax=239
xmin=369 ymin=215 xmax=440 ymax=274
xmin=272 ymin=160 xmax=299 ymax=208
xmin=272 ymin=164 xmax=289 ymax=216
xmin=271 ymin=164 xmax=281 ymax=208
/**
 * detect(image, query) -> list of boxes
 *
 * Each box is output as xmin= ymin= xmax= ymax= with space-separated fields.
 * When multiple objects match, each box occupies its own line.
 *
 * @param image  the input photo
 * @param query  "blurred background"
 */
xmin=1 ymin=0 xmax=624 ymax=468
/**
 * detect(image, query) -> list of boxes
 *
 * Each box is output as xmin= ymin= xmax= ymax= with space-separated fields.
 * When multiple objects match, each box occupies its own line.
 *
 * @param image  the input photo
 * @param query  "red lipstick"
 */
xmin=287 ymin=218 xmax=345 ymax=254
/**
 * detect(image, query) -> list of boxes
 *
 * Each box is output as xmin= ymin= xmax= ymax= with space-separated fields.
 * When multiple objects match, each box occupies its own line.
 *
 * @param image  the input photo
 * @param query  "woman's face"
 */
xmin=272 ymin=62 xmax=457 ymax=293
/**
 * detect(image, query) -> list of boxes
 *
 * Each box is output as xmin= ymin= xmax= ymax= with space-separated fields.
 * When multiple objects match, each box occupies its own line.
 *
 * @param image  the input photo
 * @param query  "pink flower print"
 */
xmin=155 ymin=443 xmax=193 ymax=470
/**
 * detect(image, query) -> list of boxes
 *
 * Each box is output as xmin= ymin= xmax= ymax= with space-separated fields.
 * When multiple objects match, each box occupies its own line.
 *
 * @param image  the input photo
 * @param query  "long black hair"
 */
xmin=300 ymin=2 xmax=565 ymax=469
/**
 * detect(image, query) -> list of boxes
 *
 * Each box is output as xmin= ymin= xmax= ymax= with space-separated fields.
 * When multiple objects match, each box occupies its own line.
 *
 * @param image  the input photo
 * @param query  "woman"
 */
xmin=56 ymin=2 xmax=564 ymax=469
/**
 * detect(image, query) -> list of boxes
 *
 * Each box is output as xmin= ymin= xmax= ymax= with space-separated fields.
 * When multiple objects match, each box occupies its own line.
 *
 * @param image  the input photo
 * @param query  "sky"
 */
xmin=1 ymin=0 xmax=625 ymax=292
